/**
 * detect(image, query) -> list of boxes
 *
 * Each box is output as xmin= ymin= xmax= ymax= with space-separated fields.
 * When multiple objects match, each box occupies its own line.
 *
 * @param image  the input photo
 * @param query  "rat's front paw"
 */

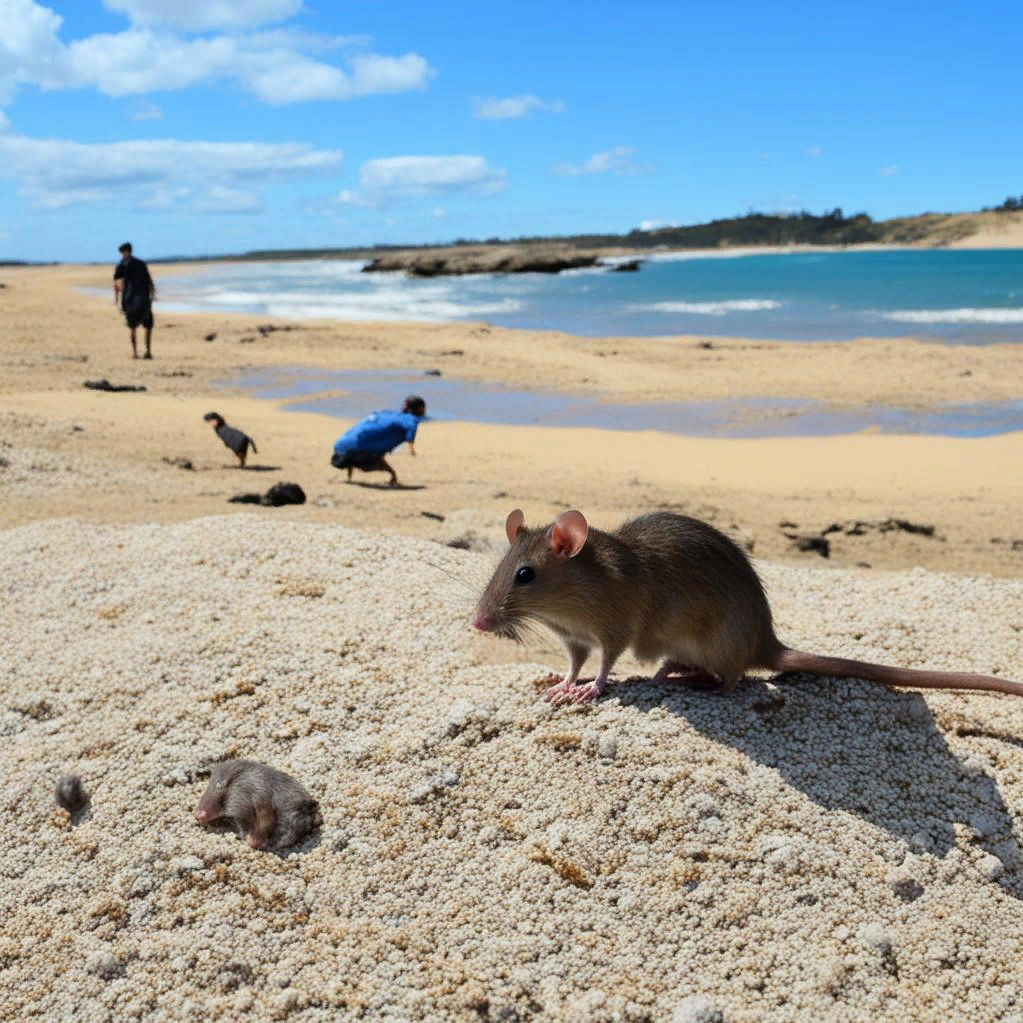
xmin=567 ymin=681 xmax=602 ymax=704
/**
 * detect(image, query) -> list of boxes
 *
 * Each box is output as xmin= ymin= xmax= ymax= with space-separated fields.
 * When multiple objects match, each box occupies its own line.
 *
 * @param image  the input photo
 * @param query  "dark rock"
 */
xmin=55 ymin=774 xmax=90 ymax=814
xmin=786 ymin=533 xmax=830 ymax=558
xmin=83 ymin=379 xmax=147 ymax=393
xmin=610 ymin=259 xmax=643 ymax=272
xmin=262 ymin=483 xmax=306 ymax=507
xmin=204 ymin=332 xmax=217 ymax=342
xmin=424 ymin=368 xmax=442 ymax=377
xmin=228 ymin=483 xmax=306 ymax=507
xmin=420 ymin=511 xmax=445 ymax=522
xmin=362 ymin=247 xmax=602 ymax=277
xmin=823 ymin=518 xmax=937 ymax=538
xmin=162 ymin=457 xmax=195 ymax=471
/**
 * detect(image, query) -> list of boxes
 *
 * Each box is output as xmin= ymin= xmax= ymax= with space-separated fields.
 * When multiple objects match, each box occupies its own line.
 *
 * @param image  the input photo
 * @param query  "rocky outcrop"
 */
xmin=362 ymin=245 xmax=602 ymax=277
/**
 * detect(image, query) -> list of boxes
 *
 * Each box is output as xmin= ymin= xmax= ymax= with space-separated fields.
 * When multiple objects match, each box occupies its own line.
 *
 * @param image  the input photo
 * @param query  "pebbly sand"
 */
xmin=4 ymin=264 xmax=1023 ymax=1020
xmin=3 ymin=515 xmax=1023 ymax=1022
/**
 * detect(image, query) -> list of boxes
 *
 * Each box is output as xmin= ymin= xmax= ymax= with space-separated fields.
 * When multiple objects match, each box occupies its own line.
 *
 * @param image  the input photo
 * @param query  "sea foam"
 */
xmin=634 ymin=299 xmax=783 ymax=315
xmin=884 ymin=308 xmax=1023 ymax=325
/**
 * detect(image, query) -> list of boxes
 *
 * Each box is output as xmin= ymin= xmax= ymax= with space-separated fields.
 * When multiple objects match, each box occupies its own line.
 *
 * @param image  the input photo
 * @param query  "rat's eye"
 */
xmin=514 ymin=566 xmax=535 ymax=585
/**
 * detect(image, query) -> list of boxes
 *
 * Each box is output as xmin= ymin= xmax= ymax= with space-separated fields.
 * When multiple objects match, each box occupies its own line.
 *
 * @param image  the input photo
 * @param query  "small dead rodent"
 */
xmin=55 ymin=774 xmax=90 ymax=814
xmin=194 ymin=759 xmax=319 ymax=851
xmin=474 ymin=508 xmax=1023 ymax=705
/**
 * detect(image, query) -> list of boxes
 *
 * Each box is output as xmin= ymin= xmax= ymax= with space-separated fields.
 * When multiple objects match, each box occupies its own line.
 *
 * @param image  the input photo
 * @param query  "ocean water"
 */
xmin=155 ymin=248 xmax=1023 ymax=343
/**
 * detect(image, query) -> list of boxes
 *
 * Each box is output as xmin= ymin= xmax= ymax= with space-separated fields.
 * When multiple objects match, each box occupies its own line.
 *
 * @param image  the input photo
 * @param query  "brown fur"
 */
xmin=194 ymin=759 xmax=319 ymax=851
xmin=474 ymin=509 xmax=1023 ymax=702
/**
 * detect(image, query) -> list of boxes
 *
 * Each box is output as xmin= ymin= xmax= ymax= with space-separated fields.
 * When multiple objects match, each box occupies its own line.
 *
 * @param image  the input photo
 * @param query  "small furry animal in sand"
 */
xmin=474 ymin=507 xmax=1023 ymax=706
xmin=203 ymin=412 xmax=258 ymax=467
xmin=194 ymin=759 xmax=319 ymax=851
xmin=54 ymin=774 xmax=90 ymax=814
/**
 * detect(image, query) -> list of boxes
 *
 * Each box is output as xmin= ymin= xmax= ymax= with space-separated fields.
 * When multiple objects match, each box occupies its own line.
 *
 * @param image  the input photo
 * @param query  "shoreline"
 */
xmin=2 ymin=264 xmax=1023 ymax=581
xmin=115 ymin=246 xmax=1023 ymax=348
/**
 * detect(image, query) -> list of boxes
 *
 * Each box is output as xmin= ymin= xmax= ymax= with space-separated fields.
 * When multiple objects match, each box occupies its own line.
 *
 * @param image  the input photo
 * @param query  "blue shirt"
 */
xmin=333 ymin=410 xmax=420 ymax=458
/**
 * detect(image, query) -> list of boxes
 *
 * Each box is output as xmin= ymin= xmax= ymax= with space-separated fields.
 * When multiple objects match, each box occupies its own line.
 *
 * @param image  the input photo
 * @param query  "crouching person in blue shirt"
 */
xmin=331 ymin=395 xmax=426 ymax=486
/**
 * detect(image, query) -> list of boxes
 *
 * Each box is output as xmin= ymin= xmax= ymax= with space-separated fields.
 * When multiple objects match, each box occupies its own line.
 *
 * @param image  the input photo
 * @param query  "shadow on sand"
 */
xmin=346 ymin=481 xmax=426 ymax=491
xmin=616 ymin=672 xmax=1023 ymax=900
xmin=236 ymin=464 xmax=283 ymax=472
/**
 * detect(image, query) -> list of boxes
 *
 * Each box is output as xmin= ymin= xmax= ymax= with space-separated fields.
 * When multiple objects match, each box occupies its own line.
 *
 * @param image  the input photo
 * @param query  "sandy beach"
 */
xmin=3 ymin=263 xmax=1023 ymax=578
xmin=4 ymin=263 xmax=1023 ymax=1021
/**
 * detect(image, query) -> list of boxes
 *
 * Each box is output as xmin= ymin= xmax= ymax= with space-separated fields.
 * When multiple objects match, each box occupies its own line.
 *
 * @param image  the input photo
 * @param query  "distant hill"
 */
xmin=152 ymin=208 xmax=1023 ymax=265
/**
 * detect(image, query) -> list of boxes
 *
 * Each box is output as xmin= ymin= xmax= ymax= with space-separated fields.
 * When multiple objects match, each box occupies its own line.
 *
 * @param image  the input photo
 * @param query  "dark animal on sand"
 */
xmin=194 ymin=760 xmax=319 ymax=851
xmin=204 ymin=411 xmax=258 ymax=468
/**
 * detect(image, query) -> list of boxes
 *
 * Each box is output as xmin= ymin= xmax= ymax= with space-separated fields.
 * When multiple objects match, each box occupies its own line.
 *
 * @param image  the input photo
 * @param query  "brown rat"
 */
xmin=194 ymin=759 xmax=319 ymax=851
xmin=473 ymin=508 xmax=1023 ymax=706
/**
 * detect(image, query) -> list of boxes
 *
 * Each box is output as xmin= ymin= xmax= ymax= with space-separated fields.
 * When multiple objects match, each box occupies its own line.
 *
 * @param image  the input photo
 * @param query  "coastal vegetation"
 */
xmin=146 ymin=206 xmax=1023 ymax=267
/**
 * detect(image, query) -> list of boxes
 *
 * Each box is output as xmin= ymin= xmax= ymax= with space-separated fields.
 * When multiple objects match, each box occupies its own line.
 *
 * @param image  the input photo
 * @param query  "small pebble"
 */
xmin=979 ymin=853 xmax=1005 ymax=880
xmin=673 ymin=994 xmax=724 ymax=1023
xmin=54 ymin=773 xmax=89 ymax=814
xmin=85 ymin=952 xmax=123 ymax=980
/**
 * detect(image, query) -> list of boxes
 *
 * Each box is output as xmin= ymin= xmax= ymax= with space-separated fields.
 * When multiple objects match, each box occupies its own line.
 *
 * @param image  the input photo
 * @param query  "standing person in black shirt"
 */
xmin=112 ymin=241 xmax=156 ymax=359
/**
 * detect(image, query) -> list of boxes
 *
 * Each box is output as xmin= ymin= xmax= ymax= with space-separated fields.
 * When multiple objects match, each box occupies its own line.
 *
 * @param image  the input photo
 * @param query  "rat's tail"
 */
xmin=250 ymin=438 xmax=258 ymax=454
xmin=768 ymin=645 xmax=1023 ymax=698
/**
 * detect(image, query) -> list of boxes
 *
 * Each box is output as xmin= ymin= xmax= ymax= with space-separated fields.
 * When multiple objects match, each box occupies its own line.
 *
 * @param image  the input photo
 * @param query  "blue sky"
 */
xmin=1 ymin=0 xmax=1020 ymax=261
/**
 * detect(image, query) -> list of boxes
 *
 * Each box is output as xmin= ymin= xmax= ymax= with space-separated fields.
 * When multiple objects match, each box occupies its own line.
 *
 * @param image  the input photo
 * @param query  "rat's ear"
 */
xmin=505 ymin=508 xmax=526 ymax=545
xmin=551 ymin=510 xmax=588 ymax=558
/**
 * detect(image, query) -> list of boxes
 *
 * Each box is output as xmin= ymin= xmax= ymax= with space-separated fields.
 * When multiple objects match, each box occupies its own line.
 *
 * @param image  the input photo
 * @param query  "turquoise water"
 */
xmin=159 ymin=248 xmax=1023 ymax=343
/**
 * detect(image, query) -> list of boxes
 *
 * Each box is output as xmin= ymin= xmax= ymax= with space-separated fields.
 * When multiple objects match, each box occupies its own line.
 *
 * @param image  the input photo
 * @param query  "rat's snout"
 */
xmin=195 ymin=807 xmax=209 ymax=823
xmin=473 ymin=612 xmax=494 ymax=632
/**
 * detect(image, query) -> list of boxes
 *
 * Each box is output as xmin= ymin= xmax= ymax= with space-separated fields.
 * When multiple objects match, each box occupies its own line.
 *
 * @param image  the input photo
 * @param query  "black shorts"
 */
xmin=123 ymin=301 xmax=154 ymax=330
xmin=331 ymin=451 xmax=387 ymax=471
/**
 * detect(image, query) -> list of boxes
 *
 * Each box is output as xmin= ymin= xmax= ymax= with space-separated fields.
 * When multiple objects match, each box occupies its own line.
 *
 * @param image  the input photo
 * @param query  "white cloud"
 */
xmin=805 ymin=145 xmax=821 ymax=157
xmin=338 ymin=155 xmax=507 ymax=207
xmin=433 ymin=207 xmax=447 ymax=218
xmin=103 ymin=0 xmax=302 ymax=31
xmin=552 ymin=145 xmax=652 ymax=177
xmin=471 ymin=94 xmax=566 ymax=120
xmin=192 ymin=184 xmax=264 ymax=214
xmin=129 ymin=99 xmax=163 ymax=120
xmin=0 ymin=110 xmax=9 ymax=132
xmin=880 ymin=165 xmax=899 ymax=176
xmin=0 ymin=134 xmax=341 ymax=210
xmin=638 ymin=219 xmax=678 ymax=231
xmin=350 ymin=53 xmax=434 ymax=96
xmin=138 ymin=185 xmax=190 ymax=210
xmin=0 ymin=0 xmax=434 ymax=108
